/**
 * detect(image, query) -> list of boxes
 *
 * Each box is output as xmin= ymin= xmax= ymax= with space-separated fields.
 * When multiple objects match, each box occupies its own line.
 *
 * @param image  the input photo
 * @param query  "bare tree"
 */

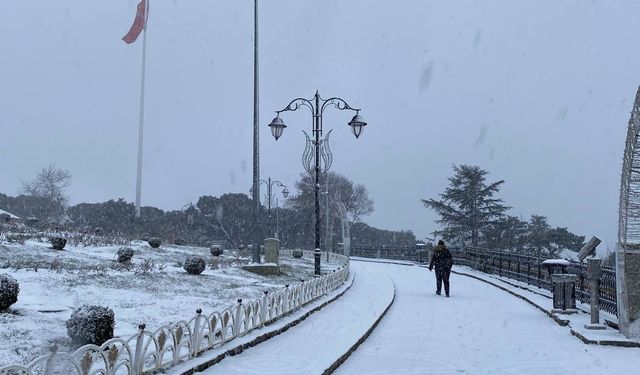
xmin=347 ymin=184 xmax=375 ymax=224
xmin=22 ymin=164 xmax=72 ymax=221
xmin=290 ymin=171 xmax=375 ymax=225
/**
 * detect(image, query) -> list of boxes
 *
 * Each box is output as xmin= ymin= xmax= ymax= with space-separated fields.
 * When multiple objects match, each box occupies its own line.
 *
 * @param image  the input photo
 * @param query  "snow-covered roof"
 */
xmin=0 ymin=209 xmax=19 ymax=219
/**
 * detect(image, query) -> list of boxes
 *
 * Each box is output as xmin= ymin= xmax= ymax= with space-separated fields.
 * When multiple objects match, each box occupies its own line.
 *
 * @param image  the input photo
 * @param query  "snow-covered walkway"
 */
xmin=195 ymin=262 xmax=395 ymax=374
xmin=337 ymin=261 xmax=639 ymax=375
xmin=187 ymin=260 xmax=639 ymax=374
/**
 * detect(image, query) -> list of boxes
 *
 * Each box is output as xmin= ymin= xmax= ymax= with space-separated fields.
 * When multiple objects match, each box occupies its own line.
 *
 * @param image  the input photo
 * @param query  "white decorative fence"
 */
xmin=0 ymin=252 xmax=349 ymax=375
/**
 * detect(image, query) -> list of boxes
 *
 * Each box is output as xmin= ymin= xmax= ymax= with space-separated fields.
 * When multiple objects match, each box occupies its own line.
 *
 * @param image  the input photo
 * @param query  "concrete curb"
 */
xmin=174 ymin=273 xmax=357 ymax=375
xmin=322 ymin=277 xmax=397 ymax=375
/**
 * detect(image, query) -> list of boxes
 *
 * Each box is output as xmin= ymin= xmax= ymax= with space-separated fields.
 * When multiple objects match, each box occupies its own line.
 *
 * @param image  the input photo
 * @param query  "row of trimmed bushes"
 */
xmin=49 ymin=237 xmax=164 ymax=251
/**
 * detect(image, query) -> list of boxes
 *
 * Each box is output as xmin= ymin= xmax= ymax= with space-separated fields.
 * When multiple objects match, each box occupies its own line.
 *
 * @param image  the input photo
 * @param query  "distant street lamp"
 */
xmin=269 ymin=90 xmax=366 ymax=275
xmin=261 ymin=177 xmax=289 ymax=236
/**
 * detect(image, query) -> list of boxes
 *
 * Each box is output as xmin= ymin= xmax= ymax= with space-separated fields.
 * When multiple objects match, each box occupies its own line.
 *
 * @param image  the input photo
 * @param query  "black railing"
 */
xmin=350 ymin=245 xmax=416 ymax=261
xmin=349 ymin=244 xmax=618 ymax=317
xmin=452 ymin=247 xmax=618 ymax=317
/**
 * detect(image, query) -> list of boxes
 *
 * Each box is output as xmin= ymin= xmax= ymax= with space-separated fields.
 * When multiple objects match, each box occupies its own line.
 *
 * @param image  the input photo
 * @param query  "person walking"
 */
xmin=429 ymin=240 xmax=453 ymax=297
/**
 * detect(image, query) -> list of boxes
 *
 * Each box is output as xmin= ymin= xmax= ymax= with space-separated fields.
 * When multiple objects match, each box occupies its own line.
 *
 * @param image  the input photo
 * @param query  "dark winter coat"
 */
xmin=429 ymin=245 xmax=453 ymax=272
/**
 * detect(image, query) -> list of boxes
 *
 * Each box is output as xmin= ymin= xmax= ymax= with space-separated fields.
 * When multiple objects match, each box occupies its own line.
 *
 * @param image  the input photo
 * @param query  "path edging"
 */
xmin=174 ymin=273 xmax=357 ymax=375
xmin=322 ymin=276 xmax=397 ymax=375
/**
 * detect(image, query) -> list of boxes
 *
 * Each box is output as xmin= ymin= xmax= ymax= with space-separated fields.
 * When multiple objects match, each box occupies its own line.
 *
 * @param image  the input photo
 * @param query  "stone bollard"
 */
xmin=585 ymin=258 xmax=607 ymax=329
xmin=264 ymin=238 xmax=280 ymax=265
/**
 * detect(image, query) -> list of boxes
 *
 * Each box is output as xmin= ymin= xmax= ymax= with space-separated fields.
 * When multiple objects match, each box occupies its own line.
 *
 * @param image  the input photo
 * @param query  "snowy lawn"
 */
xmin=0 ymin=239 xmax=335 ymax=368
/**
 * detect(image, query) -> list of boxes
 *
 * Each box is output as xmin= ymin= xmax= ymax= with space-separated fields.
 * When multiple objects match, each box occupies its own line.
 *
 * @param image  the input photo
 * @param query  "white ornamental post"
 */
xmin=261 ymin=291 xmax=269 ymax=325
xmin=234 ymin=299 xmax=243 ymax=337
xmin=192 ymin=309 xmax=202 ymax=355
xmin=133 ymin=324 xmax=146 ymax=374
xmin=44 ymin=344 xmax=58 ymax=375
xmin=284 ymin=285 xmax=290 ymax=312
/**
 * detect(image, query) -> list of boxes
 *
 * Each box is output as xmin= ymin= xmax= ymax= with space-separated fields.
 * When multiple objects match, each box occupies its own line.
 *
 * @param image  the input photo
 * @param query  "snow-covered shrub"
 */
xmin=66 ymin=305 xmax=115 ymax=346
xmin=174 ymin=236 xmax=186 ymax=246
xmin=116 ymin=247 xmax=134 ymax=263
xmin=210 ymin=246 xmax=223 ymax=257
xmin=0 ymin=274 xmax=19 ymax=311
xmin=292 ymin=249 xmax=303 ymax=259
xmin=50 ymin=237 xmax=66 ymax=250
xmin=147 ymin=237 xmax=162 ymax=248
xmin=183 ymin=256 xmax=206 ymax=275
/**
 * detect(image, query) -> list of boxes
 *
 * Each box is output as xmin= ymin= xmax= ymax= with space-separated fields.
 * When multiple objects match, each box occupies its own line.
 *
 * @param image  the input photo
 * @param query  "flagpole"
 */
xmin=251 ymin=0 xmax=261 ymax=263
xmin=135 ymin=0 xmax=149 ymax=218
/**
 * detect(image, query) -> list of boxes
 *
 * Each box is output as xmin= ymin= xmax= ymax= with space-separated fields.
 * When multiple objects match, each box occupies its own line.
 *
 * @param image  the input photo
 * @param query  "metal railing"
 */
xmin=347 ymin=243 xmax=617 ymax=317
xmin=0 ymin=251 xmax=349 ymax=375
xmin=451 ymin=248 xmax=618 ymax=317
xmin=350 ymin=245 xmax=416 ymax=261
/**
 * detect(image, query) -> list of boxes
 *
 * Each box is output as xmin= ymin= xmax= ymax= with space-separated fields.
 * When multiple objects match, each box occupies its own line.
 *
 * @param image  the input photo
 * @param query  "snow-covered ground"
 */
xmin=191 ymin=260 xmax=639 ymax=374
xmin=0 ymin=239 xmax=333 ymax=368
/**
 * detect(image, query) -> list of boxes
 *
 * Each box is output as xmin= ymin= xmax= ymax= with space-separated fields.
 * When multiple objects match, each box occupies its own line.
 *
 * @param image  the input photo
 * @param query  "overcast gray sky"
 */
xmin=1 ymin=1 xmax=639 ymax=251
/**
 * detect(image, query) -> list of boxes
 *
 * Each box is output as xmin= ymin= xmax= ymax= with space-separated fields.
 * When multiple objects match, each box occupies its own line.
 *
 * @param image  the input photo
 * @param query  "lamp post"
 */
xmin=269 ymin=90 xmax=367 ymax=275
xmin=261 ymin=177 xmax=289 ymax=236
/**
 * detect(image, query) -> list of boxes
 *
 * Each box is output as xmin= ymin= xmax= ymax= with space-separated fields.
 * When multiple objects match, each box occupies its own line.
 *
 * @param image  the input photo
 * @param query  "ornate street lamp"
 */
xmin=261 ymin=177 xmax=288 ymax=237
xmin=348 ymin=113 xmax=367 ymax=139
xmin=269 ymin=90 xmax=366 ymax=275
xmin=268 ymin=116 xmax=286 ymax=141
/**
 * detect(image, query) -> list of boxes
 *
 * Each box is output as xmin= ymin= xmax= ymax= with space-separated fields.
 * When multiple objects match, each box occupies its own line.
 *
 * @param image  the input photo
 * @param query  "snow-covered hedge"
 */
xmin=50 ymin=237 xmax=66 ymax=250
xmin=66 ymin=305 xmax=115 ymax=345
xmin=0 ymin=274 xmax=19 ymax=311
xmin=147 ymin=237 xmax=162 ymax=248
xmin=210 ymin=246 xmax=223 ymax=256
xmin=116 ymin=247 xmax=134 ymax=263
xmin=184 ymin=256 xmax=206 ymax=275
xmin=292 ymin=249 xmax=303 ymax=259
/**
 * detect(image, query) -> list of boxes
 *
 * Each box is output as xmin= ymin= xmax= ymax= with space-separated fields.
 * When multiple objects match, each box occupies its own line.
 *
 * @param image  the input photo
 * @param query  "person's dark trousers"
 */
xmin=436 ymin=268 xmax=451 ymax=296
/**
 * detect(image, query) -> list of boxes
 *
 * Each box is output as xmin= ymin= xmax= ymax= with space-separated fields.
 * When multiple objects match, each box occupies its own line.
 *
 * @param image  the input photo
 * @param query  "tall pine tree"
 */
xmin=423 ymin=165 xmax=508 ymax=246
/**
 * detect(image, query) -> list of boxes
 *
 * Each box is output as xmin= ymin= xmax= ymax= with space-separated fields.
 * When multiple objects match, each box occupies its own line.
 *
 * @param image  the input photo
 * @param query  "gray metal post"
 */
xmin=325 ymin=180 xmax=330 ymax=262
xmin=586 ymin=258 xmax=606 ymax=329
xmin=314 ymin=92 xmax=322 ymax=275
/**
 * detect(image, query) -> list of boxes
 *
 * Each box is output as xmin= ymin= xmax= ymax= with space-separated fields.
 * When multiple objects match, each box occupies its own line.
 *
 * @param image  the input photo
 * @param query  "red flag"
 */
xmin=122 ymin=0 xmax=148 ymax=44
